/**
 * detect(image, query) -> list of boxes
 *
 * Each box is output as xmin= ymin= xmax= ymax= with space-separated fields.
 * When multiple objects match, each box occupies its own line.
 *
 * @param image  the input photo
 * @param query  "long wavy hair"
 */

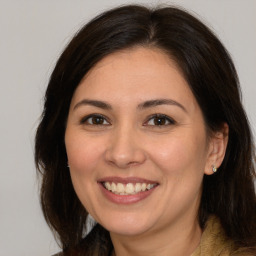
xmin=35 ymin=5 xmax=256 ymax=255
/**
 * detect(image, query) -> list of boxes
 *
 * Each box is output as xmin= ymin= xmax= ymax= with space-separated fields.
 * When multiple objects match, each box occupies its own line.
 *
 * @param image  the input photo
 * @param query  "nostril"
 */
xmin=104 ymin=151 xmax=146 ymax=169
xmin=104 ymin=133 xmax=147 ymax=168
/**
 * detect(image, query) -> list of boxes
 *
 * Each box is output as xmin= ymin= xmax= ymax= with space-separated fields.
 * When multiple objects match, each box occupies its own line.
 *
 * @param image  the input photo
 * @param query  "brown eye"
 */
xmin=81 ymin=114 xmax=110 ymax=125
xmin=153 ymin=117 xmax=168 ymax=125
xmin=91 ymin=116 xmax=104 ymax=125
xmin=146 ymin=114 xmax=175 ymax=126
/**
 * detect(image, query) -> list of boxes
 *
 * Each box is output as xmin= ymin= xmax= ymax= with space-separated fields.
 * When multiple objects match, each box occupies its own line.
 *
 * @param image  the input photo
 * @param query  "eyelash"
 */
xmin=144 ymin=114 xmax=176 ymax=127
xmin=80 ymin=113 xmax=176 ymax=127
xmin=80 ymin=114 xmax=110 ymax=125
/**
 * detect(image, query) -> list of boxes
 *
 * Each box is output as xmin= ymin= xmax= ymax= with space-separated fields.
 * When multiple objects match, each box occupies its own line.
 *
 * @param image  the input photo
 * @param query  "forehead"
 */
xmin=83 ymin=47 xmax=182 ymax=84
xmin=71 ymin=47 xmax=197 ymax=110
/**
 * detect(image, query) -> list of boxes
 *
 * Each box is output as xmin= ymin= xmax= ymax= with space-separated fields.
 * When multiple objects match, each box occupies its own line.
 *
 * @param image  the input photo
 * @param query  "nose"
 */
xmin=104 ymin=126 xmax=146 ymax=169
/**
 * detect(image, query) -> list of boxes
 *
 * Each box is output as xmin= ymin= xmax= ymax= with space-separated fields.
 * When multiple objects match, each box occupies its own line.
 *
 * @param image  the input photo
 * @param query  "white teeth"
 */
xmin=135 ymin=183 xmax=141 ymax=193
xmin=111 ymin=182 xmax=116 ymax=192
xmin=125 ymin=183 xmax=134 ymax=194
xmin=116 ymin=183 xmax=124 ymax=193
xmin=141 ymin=183 xmax=146 ymax=191
xmin=105 ymin=182 xmax=111 ymax=190
xmin=103 ymin=182 xmax=156 ymax=195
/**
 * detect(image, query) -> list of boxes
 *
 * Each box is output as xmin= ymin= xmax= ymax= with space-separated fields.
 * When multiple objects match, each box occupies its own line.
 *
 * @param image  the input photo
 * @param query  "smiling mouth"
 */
xmin=102 ymin=182 xmax=158 ymax=195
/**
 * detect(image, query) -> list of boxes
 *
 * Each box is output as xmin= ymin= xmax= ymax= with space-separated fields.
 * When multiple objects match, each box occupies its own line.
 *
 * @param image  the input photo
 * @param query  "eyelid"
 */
xmin=80 ymin=113 xmax=111 ymax=125
xmin=143 ymin=114 xmax=176 ymax=126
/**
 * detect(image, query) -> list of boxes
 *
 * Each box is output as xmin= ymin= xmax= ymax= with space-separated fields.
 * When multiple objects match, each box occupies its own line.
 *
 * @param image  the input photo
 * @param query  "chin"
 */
xmin=98 ymin=213 xmax=153 ymax=236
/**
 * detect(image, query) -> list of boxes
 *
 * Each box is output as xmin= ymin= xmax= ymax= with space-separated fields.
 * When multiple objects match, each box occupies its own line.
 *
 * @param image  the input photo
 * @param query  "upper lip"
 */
xmin=97 ymin=176 xmax=159 ymax=184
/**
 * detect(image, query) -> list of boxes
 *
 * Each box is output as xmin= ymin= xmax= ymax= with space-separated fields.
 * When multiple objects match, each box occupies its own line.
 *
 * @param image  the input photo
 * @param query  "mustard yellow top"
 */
xmin=191 ymin=215 xmax=252 ymax=256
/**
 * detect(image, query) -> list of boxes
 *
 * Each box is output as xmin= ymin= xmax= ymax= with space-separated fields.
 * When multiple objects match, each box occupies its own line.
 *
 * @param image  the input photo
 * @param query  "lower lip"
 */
xmin=98 ymin=183 xmax=158 ymax=204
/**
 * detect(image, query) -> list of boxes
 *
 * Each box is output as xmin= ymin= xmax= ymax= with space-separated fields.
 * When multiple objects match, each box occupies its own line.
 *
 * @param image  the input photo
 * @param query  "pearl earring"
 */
xmin=212 ymin=165 xmax=217 ymax=173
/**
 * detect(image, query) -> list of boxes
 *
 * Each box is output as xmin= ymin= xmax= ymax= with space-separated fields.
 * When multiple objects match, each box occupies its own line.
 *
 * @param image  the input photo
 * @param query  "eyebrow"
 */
xmin=138 ymin=99 xmax=187 ymax=112
xmin=73 ymin=98 xmax=187 ymax=112
xmin=73 ymin=99 xmax=112 ymax=110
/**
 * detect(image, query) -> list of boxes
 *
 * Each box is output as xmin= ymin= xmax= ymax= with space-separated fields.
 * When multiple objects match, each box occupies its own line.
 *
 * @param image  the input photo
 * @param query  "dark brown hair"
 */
xmin=35 ymin=5 xmax=256 ymax=255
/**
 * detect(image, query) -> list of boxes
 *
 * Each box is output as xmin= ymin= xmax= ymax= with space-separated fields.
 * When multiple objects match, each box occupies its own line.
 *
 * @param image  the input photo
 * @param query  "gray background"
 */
xmin=0 ymin=0 xmax=255 ymax=255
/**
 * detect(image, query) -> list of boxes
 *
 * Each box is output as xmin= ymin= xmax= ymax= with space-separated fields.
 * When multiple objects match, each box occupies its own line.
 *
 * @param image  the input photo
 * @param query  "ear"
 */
xmin=204 ymin=123 xmax=229 ymax=175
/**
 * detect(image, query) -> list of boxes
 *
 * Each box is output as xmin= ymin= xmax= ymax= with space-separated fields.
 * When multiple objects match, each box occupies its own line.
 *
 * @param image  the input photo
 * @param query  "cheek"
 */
xmin=147 ymin=132 xmax=208 ymax=176
xmin=65 ymin=134 xmax=104 ymax=210
xmin=65 ymin=134 xmax=103 ymax=176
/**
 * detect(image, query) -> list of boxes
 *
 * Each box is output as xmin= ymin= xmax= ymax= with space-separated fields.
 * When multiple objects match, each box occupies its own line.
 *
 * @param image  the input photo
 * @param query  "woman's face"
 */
xmin=65 ymin=47 xmax=216 ymax=237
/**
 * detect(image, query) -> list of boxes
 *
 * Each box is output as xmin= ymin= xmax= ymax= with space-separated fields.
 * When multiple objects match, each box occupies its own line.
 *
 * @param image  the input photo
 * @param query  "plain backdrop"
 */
xmin=0 ymin=0 xmax=255 ymax=255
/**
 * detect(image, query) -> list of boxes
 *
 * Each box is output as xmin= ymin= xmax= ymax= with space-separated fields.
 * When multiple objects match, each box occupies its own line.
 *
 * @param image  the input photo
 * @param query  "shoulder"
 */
xmin=192 ymin=215 xmax=256 ymax=256
xmin=192 ymin=215 xmax=235 ymax=256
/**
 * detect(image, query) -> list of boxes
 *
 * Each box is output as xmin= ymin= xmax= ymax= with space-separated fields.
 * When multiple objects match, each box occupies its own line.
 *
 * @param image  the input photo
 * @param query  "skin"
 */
xmin=65 ymin=47 xmax=228 ymax=256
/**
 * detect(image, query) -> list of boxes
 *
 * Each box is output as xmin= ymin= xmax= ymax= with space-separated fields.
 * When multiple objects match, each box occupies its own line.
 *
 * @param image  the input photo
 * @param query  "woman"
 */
xmin=35 ymin=5 xmax=256 ymax=256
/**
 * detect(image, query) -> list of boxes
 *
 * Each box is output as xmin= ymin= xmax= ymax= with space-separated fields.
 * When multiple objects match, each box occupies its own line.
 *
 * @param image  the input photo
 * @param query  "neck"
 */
xmin=110 ymin=215 xmax=202 ymax=256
